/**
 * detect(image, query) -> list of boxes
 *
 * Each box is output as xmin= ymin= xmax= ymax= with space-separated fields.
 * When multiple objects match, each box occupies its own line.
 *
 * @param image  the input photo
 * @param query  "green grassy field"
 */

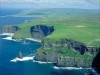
xmin=13 ymin=8 xmax=100 ymax=47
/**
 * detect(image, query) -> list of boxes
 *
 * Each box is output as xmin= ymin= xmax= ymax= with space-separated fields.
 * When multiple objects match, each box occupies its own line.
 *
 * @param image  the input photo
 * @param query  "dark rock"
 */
xmin=30 ymin=25 xmax=54 ymax=40
xmin=55 ymin=57 xmax=93 ymax=68
xmin=18 ymin=51 xmax=23 ymax=59
xmin=1 ymin=26 xmax=19 ymax=33
xmin=87 ymin=47 xmax=100 ymax=55
xmin=35 ymin=39 xmax=100 ymax=68
xmin=42 ymin=39 xmax=100 ymax=55
xmin=92 ymin=50 xmax=100 ymax=74
xmin=34 ymin=52 xmax=59 ymax=63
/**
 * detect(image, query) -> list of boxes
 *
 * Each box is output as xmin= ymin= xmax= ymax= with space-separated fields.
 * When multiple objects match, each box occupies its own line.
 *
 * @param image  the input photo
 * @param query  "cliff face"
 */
xmin=1 ymin=26 xmax=19 ymax=33
xmin=34 ymin=52 xmax=59 ymax=63
xmin=55 ymin=57 xmax=93 ymax=68
xmin=42 ymin=39 xmax=100 ymax=55
xmin=1 ymin=25 xmax=54 ymax=40
xmin=30 ymin=25 xmax=54 ymax=40
xmin=92 ymin=51 xmax=100 ymax=74
xmin=35 ymin=39 xmax=100 ymax=68
xmin=1 ymin=25 xmax=99 ymax=68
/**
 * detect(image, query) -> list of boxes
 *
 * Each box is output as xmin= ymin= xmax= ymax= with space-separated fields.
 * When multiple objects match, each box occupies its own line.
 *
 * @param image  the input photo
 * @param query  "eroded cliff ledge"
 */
xmin=1 ymin=26 xmax=19 ymax=33
xmin=30 ymin=25 xmax=54 ymax=40
xmin=0 ymin=25 xmax=54 ymax=40
xmin=35 ymin=39 xmax=100 ymax=68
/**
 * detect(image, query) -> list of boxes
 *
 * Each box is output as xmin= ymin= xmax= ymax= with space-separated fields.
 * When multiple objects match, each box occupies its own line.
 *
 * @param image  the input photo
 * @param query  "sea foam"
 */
xmin=25 ymin=38 xmax=41 ymax=42
xmin=33 ymin=60 xmax=52 ymax=64
xmin=2 ymin=36 xmax=22 ymax=42
xmin=0 ymin=33 xmax=14 ymax=36
xmin=53 ymin=66 xmax=91 ymax=70
xmin=1 ymin=33 xmax=15 ymax=41
xmin=11 ymin=56 xmax=34 ymax=62
xmin=0 ymin=33 xmax=23 ymax=42
xmin=3 ymin=37 xmax=13 ymax=40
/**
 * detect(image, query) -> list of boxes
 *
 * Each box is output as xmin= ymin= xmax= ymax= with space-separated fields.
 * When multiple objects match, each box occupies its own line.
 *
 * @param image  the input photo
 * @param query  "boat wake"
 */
xmin=11 ymin=56 xmax=34 ymax=62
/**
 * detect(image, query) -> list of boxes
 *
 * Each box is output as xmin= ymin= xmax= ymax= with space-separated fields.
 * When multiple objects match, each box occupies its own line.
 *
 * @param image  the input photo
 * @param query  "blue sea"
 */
xmin=0 ymin=8 xmax=91 ymax=75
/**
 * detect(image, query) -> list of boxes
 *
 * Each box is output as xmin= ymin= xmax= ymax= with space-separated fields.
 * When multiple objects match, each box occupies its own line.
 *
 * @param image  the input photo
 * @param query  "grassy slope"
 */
xmin=13 ymin=9 xmax=100 ymax=47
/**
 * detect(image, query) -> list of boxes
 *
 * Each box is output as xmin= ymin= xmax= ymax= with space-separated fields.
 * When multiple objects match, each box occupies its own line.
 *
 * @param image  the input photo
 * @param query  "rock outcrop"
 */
xmin=35 ymin=39 xmax=100 ymax=68
xmin=30 ymin=25 xmax=54 ymax=40
xmin=34 ymin=52 xmax=59 ymax=63
xmin=1 ymin=26 xmax=19 ymax=33
xmin=18 ymin=51 xmax=23 ymax=59
xmin=55 ymin=57 xmax=93 ymax=68
xmin=42 ymin=39 xmax=100 ymax=55
xmin=92 ymin=51 xmax=100 ymax=74
xmin=1 ymin=25 xmax=99 ymax=68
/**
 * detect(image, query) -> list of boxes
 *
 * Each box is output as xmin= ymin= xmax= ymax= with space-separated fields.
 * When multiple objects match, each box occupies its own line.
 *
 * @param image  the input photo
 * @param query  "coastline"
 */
xmin=0 ymin=33 xmax=14 ymax=36
xmin=25 ymin=38 xmax=41 ymax=42
xmin=0 ymin=33 xmax=41 ymax=43
xmin=53 ymin=66 xmax=91 ymax=70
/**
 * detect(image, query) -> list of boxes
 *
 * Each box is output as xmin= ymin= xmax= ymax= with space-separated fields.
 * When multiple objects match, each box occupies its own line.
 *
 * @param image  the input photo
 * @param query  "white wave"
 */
xmin=0 ymin=33 xmax=23 ymax=42
xmin=0 ymin=33 xmax=14 ymax=36
xmin=22 ymin=42 xmax=30 ymax=45
xmin=33 ymin=60 xmax=52 ymax=64
xmin=11 ymin=56 xmax=34 ymax=62
xmin=53 ymin=66 xmax=91 ymax=70
xmin=14 ymin=39 xmax=23 ymax=42
xmin=21 ymin=40 xmax=30 ymax=45
xmin=3 ymin=37 xmax=12 ymax=40
xmin=0 ymin=33 xmax=41 ymax=43
xmin=25 ymin=38 xmax=41 ymax=42
xmin=2 ymin=36 xmax=22 ymax=42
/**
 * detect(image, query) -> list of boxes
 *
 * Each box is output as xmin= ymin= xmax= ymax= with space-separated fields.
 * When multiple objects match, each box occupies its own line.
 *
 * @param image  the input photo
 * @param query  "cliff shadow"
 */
xmin=30 ymin=25 xmax=54 ymax=40
xmin=92 ymin=49 xmax=100 ymax=74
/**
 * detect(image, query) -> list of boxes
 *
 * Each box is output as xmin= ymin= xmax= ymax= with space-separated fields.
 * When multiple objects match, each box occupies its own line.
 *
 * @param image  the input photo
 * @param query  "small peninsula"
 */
xmin=0 ymin=9 xmax=100 ymax=68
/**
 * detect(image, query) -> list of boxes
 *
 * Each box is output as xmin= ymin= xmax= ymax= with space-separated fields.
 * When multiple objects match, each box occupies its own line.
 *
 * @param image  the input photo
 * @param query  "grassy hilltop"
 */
xmin=13 ymin=8 xmax=100 ymax=47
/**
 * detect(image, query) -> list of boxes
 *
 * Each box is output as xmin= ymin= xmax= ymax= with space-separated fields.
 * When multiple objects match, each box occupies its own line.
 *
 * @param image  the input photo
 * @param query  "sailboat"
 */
xmin=18 ymin=51 xmax=23 ymax=59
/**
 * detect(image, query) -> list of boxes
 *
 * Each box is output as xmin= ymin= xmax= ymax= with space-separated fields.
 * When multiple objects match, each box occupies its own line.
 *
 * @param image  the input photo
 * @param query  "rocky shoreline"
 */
xmin=0 ymin=25 xmax=100 ymax=69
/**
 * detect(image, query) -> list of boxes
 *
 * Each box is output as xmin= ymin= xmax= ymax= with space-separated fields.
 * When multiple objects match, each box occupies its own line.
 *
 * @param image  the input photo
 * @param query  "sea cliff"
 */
xmin=1 ymin=25 xmax=100 ymax=68
xmin=1 ymin=26 xmax=19 ymax=33
xmin=34 ymin=39 xmax=100 ymax=68
xmin=30 ymin=25 xmax=54 ymax=40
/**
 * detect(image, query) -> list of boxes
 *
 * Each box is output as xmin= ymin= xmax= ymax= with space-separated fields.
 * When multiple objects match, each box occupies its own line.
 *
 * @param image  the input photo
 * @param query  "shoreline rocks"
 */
xmin=0 ymin=25 xmax=100 ymax=68
xmin=1 ymin=26 xmax=19 ymax=33
xmin=35 ymin=39 xmax=100 ymax=68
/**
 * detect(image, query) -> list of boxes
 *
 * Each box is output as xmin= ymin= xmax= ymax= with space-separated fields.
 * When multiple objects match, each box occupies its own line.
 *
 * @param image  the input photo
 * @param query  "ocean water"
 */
xmin=0 ymin=8 xmax=38 ymax=29
xmin=0 ymin=8 xmax=91 ymax=75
